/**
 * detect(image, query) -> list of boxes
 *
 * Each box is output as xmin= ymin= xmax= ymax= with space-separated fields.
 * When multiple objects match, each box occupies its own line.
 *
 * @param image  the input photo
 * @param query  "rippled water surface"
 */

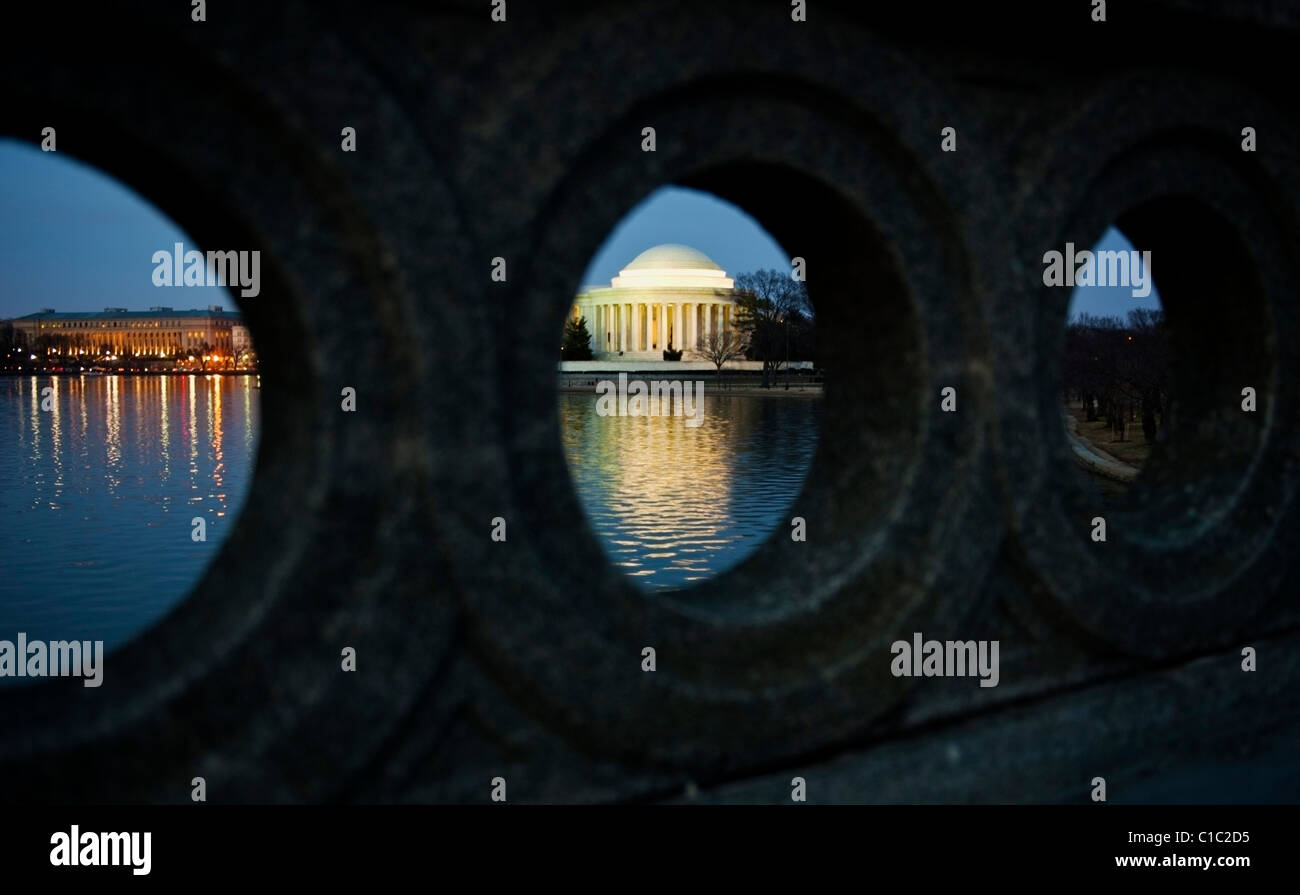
xmin=0 ymin=375 xmax=259 ymax=654
xmin=559 ymin=390 xmax=821 ymax=590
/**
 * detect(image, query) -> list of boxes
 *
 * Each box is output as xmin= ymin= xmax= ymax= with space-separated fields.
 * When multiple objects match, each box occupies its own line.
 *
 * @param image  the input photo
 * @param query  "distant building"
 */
xmin=9 ymin=305 xmax=243 ymax=359
xmin=571 ymin=244 xmax=739 ymax=360
xmin=231 ymin=324 xmax=253 ymax=354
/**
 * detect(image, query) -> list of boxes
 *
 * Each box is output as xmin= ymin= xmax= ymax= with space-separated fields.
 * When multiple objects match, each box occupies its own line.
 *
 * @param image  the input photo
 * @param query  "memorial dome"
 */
xmin=622 ymin=244 xmax=723 ymax=271
xmin=610 ymin=244 xmax=734 ymax=290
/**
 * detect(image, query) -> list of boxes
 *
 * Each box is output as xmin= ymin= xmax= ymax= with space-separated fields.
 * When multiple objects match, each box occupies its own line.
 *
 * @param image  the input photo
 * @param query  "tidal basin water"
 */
xmin=0 ymin=375 xmax=259 ymax=657
xmin=559 ymin=390 xmax=821 ymax=591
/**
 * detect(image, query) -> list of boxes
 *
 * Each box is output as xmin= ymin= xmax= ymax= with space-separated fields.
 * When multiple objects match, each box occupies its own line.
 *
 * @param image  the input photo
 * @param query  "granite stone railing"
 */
xmin=2 ymin=0 xmax=1297 ymax=803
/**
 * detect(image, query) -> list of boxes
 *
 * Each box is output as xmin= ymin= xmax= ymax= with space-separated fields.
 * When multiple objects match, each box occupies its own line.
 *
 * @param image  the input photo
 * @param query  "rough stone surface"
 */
xmin=1 ymin=0 xmax=1296 ymax=803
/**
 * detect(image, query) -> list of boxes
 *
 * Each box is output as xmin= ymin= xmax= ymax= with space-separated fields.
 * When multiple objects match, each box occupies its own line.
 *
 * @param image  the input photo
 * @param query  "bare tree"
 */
xmin=187 ymin=341 xmax=215 ymax=371
xmin=732 ymin=269 xmax=812 ymax=388
xmin=1062 ymin=310 xmax=1171 ymax=445
xmin=697 ymin=329 xmax=747 ymax=387
xmin=1125 ymin=308 xmax=1171 ymax=442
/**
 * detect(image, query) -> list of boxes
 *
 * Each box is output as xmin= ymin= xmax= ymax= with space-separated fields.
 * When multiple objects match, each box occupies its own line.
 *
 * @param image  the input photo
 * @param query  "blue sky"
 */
xmin=580 ymin=186 xmax=789 ymax=286
xmin=1065 ymin=227 xmax=1162 ymax=321
xmin=0 ymin=142 xmax=1158 ymax=322
xmin=0 ymin=139 xmax=237 ymax=319
xmin=583 ymin=186 xmax=1161 ymax=321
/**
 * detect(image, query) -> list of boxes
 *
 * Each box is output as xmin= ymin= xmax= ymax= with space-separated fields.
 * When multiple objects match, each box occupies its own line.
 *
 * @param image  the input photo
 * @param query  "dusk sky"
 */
xmin=580 ymin=186 xmax=789 ymax=286
xmin=0 ymin=139 xmax=237 ymax=320
xmin=1 ymin=140 xmax=1158 ymax=322
xmin=1064 ymin=226 xmax=1163 ymax=322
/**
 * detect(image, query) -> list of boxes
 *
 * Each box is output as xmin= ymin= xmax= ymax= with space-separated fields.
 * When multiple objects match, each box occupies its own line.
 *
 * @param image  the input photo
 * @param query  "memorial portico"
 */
xmin=571 ymin=244 xmax=738 ymax=360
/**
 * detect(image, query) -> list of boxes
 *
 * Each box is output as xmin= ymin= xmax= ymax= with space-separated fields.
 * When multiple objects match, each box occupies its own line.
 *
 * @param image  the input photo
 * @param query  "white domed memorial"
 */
xmin=557 ymin=186 xmax=823 ymax=594
xmin=570 ymin=244 xmax=741 ymax=360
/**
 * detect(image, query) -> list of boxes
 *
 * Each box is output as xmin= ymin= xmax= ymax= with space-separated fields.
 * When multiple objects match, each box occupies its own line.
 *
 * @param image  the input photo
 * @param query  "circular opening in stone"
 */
xmin=1060 ymin=226 xmax=1169 ymax=508
xmin=1053 ymin=198 xmax=1270 ymax=538
xmin=557 ymin=185 xmax=823 ymax=592
xmin=0 ymin=138 xmax=261 ymax=681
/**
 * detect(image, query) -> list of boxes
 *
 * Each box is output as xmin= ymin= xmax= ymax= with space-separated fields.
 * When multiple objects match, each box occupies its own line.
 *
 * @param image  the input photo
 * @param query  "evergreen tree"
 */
xmin=561 ymin=316 xmax=594 ymax=360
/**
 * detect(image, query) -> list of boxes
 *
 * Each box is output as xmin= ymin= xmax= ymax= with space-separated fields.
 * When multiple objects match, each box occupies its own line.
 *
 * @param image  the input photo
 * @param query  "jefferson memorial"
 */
xmin=570 ymin=244 xmax=739 ymax=361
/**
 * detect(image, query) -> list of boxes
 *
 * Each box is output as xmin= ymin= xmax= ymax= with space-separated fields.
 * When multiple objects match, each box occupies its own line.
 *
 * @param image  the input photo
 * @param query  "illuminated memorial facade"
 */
xmin=570 ymin=244 xmax=739 ymax=361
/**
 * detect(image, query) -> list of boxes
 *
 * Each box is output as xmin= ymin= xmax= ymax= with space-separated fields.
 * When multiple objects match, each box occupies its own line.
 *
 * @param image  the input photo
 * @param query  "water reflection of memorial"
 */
xmin=559 ymin=392 xmax=820 ymax=591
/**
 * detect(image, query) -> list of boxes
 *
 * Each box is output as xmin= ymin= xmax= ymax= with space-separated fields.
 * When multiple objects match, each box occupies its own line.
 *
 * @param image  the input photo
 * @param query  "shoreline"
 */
xmin=1 ymin=369 xmax=257 ymax=376
xmin=559 ymin=379 xmax=823 ymax=398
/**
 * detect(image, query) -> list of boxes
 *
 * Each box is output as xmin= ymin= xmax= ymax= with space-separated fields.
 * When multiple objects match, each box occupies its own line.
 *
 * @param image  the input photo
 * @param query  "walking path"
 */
xmin=1063 ymin=412 xmax=1138 ymax=483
